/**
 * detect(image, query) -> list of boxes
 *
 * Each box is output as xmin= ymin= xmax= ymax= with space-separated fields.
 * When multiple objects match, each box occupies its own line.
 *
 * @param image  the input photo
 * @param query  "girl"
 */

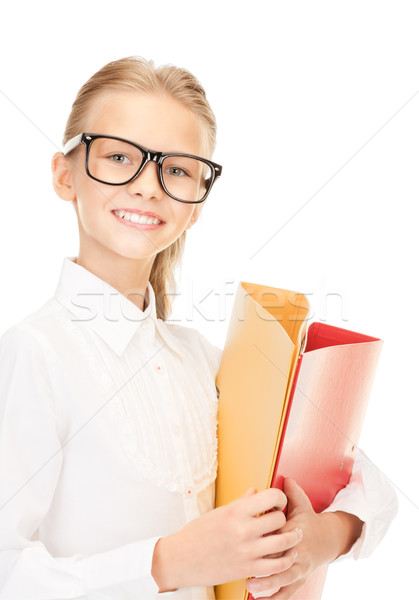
xmin=0 ymin=56 xmax=397 ymax=600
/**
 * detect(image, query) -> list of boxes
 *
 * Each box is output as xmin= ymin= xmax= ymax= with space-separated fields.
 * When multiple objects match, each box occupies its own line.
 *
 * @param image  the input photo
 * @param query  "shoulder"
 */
xmin=0 ymin=301 xmax=64 ymax=418
xmin=164 ymin=321 xmax=223 ymax=378
xmin=0 ymin=297 xmax=62 ymax=362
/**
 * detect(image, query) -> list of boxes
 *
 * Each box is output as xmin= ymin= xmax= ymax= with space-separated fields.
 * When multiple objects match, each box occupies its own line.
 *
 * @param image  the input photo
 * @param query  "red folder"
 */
xmin=215 ymin=283 xmax=383 ymax=600
xmin=273 ymin=320 xmax=382 ymax=511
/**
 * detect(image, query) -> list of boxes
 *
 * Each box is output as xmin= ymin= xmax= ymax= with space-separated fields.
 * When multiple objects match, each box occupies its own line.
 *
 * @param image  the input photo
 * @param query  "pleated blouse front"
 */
xmin=0 ymin=256 xmax=221 ymax=600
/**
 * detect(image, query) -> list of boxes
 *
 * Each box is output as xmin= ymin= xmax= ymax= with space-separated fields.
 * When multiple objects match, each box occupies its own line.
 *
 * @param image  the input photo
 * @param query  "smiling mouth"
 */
xmin=112 ymin=209 xmax=164 ymax=225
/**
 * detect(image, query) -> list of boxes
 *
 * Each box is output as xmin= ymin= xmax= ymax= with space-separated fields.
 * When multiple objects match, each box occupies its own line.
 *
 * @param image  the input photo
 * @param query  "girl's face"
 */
xmin=59 ymin=92 xmax=206 ymax=271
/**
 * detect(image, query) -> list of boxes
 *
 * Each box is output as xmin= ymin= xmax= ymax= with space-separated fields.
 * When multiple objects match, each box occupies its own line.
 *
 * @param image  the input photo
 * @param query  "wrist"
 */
xmin=320 ymin=511 xmax=364 ymax=562
xmin=151 ymin=536 xmax=179 ymax=593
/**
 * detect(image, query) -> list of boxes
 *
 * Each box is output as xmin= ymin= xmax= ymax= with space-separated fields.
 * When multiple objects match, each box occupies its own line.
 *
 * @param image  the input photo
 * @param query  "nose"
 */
xmin=126 ymin=160 xmax=164 ymax=200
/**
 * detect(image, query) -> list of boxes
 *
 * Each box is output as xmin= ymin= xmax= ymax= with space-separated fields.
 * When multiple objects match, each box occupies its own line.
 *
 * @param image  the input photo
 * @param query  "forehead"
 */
xmin=82 ymin=91 xmax=206 ymax=155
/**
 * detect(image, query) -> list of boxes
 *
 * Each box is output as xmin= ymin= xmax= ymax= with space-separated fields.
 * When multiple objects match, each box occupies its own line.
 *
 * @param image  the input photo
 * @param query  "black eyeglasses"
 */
xmin=63 ymin=132 xmax=223 ymax=204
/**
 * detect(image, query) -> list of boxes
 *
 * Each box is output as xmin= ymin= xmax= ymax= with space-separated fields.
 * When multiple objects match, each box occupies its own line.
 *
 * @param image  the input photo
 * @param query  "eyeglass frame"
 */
xmin=63 ymin=132 xmax=223 ymax=204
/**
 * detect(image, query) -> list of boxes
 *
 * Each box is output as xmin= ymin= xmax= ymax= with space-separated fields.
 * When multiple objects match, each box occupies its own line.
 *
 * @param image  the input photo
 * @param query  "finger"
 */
xmin=242 ymin=487 xmax=258 ymax=497
xmin=242 ymin=487 xmax=287 ymax=516
xmin=246 ymin=551 xmax=297 ymax=593
xmin=253 ymin=551 xmax=302 ymax=581
xmin=247 ymin=573 xmax=281 ymax=599
xmin=259 ymin=545 xmax=286 ymax=560
xmin=274 ymin=579 xmax=307 ymax=599
xmin=283 ymin=478 xmax=313 ymax=517
xmin=258 ymin=528 xmax=302 ymax=558
xmin=259 ymin=559 xmax=305 ymax=590
xmin=253 ymin=508 xmax=286 ymax=537
xmin=252 ymin=580 xmax=301 ymax=600
xmin=246 ymin=550 xmax=297 ymax=595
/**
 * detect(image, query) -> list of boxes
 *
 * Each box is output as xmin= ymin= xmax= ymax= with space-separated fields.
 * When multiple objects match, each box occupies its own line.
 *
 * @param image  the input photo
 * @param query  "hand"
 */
xmin=246 ymin=479 xmax=364 ymax=599
xmin=151 ymin=487 xmax=303 ymax=592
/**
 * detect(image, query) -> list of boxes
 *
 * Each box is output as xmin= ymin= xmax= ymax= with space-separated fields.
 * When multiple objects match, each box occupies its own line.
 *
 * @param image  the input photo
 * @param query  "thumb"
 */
xmin=242 ymin=487 xmax=258 ymax=498
xmin=283 ymin=478 xmax=313 ymax=517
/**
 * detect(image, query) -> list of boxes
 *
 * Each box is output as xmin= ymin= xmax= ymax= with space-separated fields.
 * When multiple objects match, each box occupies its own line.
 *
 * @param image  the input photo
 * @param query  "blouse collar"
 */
xmin=54 ymin=256 xmax=185 ymax=359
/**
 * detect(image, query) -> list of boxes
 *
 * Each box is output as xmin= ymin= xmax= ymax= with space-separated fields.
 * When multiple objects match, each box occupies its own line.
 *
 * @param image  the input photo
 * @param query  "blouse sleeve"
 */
xmin=0 ymin=325 xmax=165 ymax=599
xmin=321 ymin=447 xmax=398 ymax=561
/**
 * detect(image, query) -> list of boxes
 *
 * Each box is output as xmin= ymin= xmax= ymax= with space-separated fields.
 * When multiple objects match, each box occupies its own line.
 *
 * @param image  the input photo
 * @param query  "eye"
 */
xmin=107 ymin=153 xmax=131 ymax=164
xmin=165 ymin=166 xmax=190 ymax=177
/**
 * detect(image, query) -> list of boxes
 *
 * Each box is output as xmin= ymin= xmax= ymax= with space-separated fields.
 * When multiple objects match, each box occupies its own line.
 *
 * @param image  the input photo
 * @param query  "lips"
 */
xmin=112 ymin=208 xmax=164 ymax=223
xmin=112 ymin=208 xmax=165 ymax=225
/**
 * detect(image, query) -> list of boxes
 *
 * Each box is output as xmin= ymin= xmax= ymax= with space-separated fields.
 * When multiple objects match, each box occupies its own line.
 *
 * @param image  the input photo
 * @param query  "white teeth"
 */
xmin=114 ymin=210 xmax=162 ymax=225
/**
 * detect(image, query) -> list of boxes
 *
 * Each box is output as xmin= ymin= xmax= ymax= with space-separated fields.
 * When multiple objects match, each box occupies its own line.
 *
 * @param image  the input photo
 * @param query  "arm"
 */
xmin=0 ymin=325 xmax=303 ymax=598
xmin=0 ymin=326 xmax=165 ymax=599
xmin=246 ymin=449 xmax=398 ymax=599
xmin=245 ymin=479 xmax=363 ymax=599
xmin=321 ymin=448 xmax=399 ymax=560
xmin=151 ymin=487 xmax=302 ymax=592
xmin=149 ymin=332 xmax=305 ymax=591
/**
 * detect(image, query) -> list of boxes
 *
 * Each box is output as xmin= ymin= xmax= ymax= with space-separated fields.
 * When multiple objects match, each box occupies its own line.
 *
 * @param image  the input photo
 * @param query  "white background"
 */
xmin=0 ymin=1 xmax=417 ymax=598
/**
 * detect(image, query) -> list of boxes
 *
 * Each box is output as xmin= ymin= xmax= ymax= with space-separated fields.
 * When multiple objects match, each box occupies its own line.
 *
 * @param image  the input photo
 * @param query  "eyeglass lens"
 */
xmin=87 ymin=137 xmax=212 ymax=202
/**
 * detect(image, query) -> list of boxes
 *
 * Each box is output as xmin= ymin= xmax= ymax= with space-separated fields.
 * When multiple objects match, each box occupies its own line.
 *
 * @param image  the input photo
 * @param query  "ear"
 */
xmin=185 ymin=202 xmax=204 ymax=230
xmin=51 ymin=152 xmax=76 ymax=202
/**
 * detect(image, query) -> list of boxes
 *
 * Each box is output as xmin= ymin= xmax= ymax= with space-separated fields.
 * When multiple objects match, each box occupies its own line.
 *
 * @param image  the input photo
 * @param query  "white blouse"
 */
xmin=0 ymin=256 xmax=398 ymax=600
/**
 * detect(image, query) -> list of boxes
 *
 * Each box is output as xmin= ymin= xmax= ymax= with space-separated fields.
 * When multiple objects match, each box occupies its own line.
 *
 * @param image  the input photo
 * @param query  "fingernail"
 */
xmin=247 ymin=578 xmax=260 ymax=591
xmin=296 ymin=527 xmax=303 ymax=539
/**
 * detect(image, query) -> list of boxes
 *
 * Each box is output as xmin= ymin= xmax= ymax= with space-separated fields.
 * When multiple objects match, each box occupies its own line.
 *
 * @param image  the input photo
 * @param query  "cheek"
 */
xmin=77 ymin=178 xmax=118 ymax=212
xmin=172 ymin=204 xmax=197 ymax=228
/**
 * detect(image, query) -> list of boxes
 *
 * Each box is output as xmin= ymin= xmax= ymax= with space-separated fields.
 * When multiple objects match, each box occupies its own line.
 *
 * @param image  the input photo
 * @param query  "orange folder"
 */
xmin=214 ymin=282 xmax=383 ymax=600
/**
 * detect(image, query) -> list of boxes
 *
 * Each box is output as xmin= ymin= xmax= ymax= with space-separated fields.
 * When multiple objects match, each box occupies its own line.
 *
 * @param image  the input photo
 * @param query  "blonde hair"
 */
xmin=63 ymin=56 xmax=217 ymax=321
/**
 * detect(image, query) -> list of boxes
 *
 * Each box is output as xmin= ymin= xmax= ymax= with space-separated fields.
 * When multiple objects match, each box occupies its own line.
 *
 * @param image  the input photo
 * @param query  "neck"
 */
xmin=75 ymin=245 xmax=155 ymax=312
